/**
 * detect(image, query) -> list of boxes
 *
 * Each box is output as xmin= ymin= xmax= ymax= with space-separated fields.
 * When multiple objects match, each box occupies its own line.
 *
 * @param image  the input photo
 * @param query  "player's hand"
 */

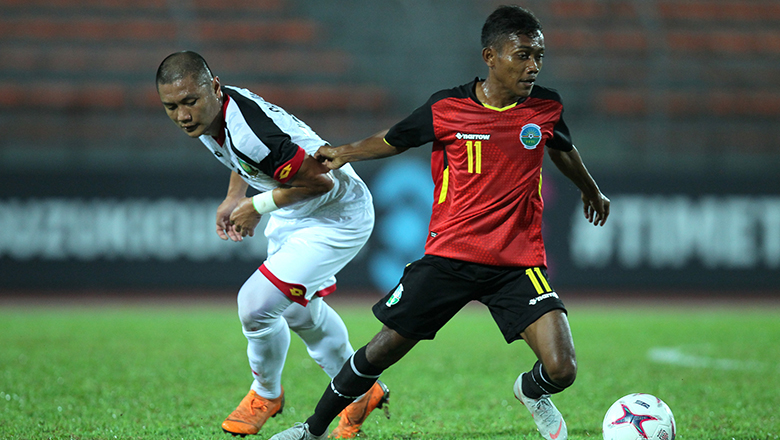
xmin=216 ymin=197 xmax=242 ymax=241
xmin=582 ymin=192 xmax=610 ymax=226
xmin=314 ymin=145 xmax=347 ymax=170
xmin=228 ymin=197 xmax=262 ymax=241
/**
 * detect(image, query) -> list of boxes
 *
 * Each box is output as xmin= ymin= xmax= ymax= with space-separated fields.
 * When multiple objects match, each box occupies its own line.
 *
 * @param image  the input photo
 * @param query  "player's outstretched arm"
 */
xmin=315 ymin=130 xmax=409 ymax=169
xmin=547 ymin=146 xmax=610 ymax=226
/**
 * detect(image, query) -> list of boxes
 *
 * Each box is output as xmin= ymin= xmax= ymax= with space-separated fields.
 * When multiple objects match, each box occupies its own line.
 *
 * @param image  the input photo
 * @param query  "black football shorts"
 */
xmin=372 ymin=255 xmax=567 ymax=343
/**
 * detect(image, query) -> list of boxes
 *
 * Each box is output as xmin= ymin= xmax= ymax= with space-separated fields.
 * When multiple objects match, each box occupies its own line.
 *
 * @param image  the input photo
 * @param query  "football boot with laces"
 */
xmin=330 ymin=380 xmax=390 ymax=439
xmin=222 ymin=388 xmax=285 ymax=437
xmin=514 ymin=374 xmax=567 ymax=440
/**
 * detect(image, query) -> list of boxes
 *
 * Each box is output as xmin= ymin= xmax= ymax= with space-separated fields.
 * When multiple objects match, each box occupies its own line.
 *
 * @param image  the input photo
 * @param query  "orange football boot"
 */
xmin=330 ymin=381 xmax=390 ymax=439
xmin=222 ymin=388 xmax=285 ymax=437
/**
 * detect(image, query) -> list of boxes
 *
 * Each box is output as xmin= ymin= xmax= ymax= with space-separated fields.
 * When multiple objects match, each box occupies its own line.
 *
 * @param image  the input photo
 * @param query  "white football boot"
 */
xmin=268 ymin=423 xmax=327 ymax=440
xmin=513 ymin=373 xmax=568 ymax=440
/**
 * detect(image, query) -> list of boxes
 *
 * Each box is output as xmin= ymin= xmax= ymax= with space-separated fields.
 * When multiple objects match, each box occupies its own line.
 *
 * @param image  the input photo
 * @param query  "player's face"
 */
xmin=158 ymin=75 xmax=223 ymax=138
xmin=487 ymin=31 xmax=544 ymax=99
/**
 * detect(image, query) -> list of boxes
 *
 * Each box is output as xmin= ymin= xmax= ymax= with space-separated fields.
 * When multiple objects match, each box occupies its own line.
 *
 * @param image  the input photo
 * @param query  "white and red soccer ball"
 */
xmin=602 ymin=393 xmax=676 ymax=440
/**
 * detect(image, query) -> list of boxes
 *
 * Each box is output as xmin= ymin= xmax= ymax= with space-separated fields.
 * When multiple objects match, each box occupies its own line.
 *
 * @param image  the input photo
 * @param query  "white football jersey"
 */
xmin=199 ymin=86 xmax=371 ymax=219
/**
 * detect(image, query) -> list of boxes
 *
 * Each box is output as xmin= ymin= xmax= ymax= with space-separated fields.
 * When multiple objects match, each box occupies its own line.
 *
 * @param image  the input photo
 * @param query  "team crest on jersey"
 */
xmin=520 ymin=124 xmax=542 ymax=149
xmin=386 ymin=283 xmax=403 ymax=307
xmin=238 ymin=159 xmax=260 ymax=176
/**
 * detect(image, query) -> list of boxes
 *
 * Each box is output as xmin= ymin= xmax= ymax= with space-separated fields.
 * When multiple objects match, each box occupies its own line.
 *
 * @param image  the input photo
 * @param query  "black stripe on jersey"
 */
xmin=547 ymin=117 xmax=573 ymax=152
xmin=227 ymin=131 xmax=258 ymax=168
xmin=385 ymin=101 xmax=435 ymax=149
xmin=223 ymin=88 xmax=300 ymax=178
xmin=528 ymin=84 xmax=563 ymax=104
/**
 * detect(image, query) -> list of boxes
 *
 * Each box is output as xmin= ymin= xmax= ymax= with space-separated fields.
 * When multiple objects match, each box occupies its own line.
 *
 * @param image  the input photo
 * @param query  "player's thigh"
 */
xmin=372 ymin=256 xmax=478 ymax=341
xmin=480 ymin=266 xmax=568 ymax=344
xmin=264 ymin=213 xmax=372 ymax=295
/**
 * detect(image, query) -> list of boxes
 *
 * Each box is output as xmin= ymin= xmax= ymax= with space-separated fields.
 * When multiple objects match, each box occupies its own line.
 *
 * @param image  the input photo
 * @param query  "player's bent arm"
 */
xmin=245 ymin=153 xmax=335 ymax=216
xmin=216 ymin=171 xmax=251 ymax=241
xmin=232 ymin=153 xmax=332 ymax=218
xmin=271 ymin=153 xmax=334 ymax=207
xmin=316 ymin=130 xmax=409 ymax=169
xmin=227 ymin=154 xmax=333 ymax=238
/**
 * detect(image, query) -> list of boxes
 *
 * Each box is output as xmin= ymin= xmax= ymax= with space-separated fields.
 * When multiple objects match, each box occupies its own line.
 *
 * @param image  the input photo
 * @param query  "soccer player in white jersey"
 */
xmin=156 ymin=51 xmax=389 ymax=438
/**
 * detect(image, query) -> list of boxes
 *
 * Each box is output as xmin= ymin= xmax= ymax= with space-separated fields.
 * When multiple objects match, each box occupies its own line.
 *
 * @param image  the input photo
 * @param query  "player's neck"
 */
xmin=476 ymin=79 xmax=521 ymax=109
xmin=206 ymin=115 xmax=225 ymax=138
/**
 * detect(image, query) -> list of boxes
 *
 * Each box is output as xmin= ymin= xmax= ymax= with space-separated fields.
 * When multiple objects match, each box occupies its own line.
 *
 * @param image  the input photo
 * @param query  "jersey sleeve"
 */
xmin=546 ymin=112 xmax=574 ymax=152
xmin=384 ymin=96 xmax=437 ymax=148
xmin=226 ymin=92 xmax=306 ymax=184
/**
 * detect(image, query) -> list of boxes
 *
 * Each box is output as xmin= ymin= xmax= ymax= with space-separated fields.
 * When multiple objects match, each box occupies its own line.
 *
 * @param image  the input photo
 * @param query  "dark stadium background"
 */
xmin=1 ymin=0 xmax=778 ymax=299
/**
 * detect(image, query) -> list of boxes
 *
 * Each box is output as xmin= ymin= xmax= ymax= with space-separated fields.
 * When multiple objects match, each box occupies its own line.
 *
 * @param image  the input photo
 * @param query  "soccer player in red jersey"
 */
xmin=270 ymin=5 xmax=610 ymax=440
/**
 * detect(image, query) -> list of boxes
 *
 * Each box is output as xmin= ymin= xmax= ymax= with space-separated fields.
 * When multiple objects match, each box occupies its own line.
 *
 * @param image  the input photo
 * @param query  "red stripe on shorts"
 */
xmin=258 ymin=264 xmax=337 ymax=306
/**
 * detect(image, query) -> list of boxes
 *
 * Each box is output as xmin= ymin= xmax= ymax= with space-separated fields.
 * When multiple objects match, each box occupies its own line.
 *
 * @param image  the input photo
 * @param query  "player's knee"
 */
xmin=547 ymin=357 xmax=577 ymax=388
xmin=239 ymin=311 xmax=262 ymax=332
xmin=236 ymin=277 xmax=290 ymax=332
xmin=238 ymin=305 xmax=276 ymax=332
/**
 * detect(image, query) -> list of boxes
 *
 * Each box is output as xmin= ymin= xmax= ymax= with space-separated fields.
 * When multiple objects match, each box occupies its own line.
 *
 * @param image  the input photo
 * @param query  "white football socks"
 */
xmin=287 ymin=299 xmax=354 ymax=378
xmin=244 ymin=317 xmax=290 ymax=399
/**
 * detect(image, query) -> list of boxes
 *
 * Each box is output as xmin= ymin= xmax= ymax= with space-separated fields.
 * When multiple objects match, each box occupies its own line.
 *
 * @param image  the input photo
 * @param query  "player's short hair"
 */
xmin=481 ymin=5 xmax=543 ymax=51
xmin=156 ymin=51 xmax=214 ymax=89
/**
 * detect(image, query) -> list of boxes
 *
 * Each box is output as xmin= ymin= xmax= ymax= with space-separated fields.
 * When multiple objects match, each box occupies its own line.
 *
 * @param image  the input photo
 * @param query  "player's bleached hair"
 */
xmin=156 ymin=51 xmax=214 ymax=89
xmin=481 ymin=5 xmax=543 ymax=51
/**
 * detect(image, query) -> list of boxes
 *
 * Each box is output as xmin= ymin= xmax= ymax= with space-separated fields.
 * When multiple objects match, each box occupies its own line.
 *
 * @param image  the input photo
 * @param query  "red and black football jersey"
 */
xmin=385 ymin=78 xmax=573 ymax=267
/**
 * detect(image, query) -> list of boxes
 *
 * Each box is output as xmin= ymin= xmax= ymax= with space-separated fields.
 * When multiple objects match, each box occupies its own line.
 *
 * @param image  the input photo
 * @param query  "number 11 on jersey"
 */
xmin=466 ymin=140 xmax=482 ymax=174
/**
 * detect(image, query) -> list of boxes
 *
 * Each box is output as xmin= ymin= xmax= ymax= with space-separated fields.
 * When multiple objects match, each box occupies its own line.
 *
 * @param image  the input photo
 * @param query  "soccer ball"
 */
xmin=602 ymin=393 xmax=676 ymax=440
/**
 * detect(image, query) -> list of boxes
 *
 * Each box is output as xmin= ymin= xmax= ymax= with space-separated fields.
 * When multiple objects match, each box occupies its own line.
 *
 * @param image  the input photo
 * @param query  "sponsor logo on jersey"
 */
xmin=520 ymin=124 xmax=542 ymax=149
xmin=386 ymin=283 xmax=403 ymax=307
xmin=289 ymin=287 xmax=304 ymax=297
xmin=238 ymin=159 xmax=260 ymax=176
xmin=455 ymin=132 xmax=491 ymax=140
xmin=528 ymin=291 xmax=559 ymax=306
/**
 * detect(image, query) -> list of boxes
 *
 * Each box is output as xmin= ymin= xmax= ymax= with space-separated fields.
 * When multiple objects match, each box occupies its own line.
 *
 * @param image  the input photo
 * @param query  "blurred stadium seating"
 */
xmin=0 ymin=0 xmax=392 ymax=160
xmin=1 ymin=0 xmax=778 ymax=172
xmin=1 ymin=0 xmax=778 ymax=292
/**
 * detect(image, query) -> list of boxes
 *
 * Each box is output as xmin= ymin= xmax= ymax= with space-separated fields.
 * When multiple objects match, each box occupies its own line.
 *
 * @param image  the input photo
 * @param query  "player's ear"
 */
xmin=212 ymin=76 xmax=221 ymax=96
xmin=482 ymin=47 xmax=495 ymax=67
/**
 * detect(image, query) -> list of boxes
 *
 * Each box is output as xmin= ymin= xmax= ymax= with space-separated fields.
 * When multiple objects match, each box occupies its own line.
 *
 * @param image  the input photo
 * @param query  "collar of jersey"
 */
xmin=481 ymin=102 xmax=518 ymax=112
xmin=470 ymin=78 xmax=523 ymax=112
xmin=212 ymin=94 xmax=231 ymax=145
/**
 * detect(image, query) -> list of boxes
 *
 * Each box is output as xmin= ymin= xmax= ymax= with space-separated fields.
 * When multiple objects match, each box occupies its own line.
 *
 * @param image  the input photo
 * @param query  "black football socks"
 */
xmin=306 ymin=346 xmax=384 ymax=435
xmin=521 ymin=360 xmax=567 ymax=399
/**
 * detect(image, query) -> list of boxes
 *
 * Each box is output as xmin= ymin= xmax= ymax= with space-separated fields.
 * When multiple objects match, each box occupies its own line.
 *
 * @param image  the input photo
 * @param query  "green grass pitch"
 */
xmin=1 ymin=296 xmax=778 ymax=439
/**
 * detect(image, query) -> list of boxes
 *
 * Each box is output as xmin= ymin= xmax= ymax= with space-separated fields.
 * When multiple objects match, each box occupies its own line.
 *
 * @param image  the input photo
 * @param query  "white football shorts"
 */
xmin=260 ymin=205 xmax=374 ymax=304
